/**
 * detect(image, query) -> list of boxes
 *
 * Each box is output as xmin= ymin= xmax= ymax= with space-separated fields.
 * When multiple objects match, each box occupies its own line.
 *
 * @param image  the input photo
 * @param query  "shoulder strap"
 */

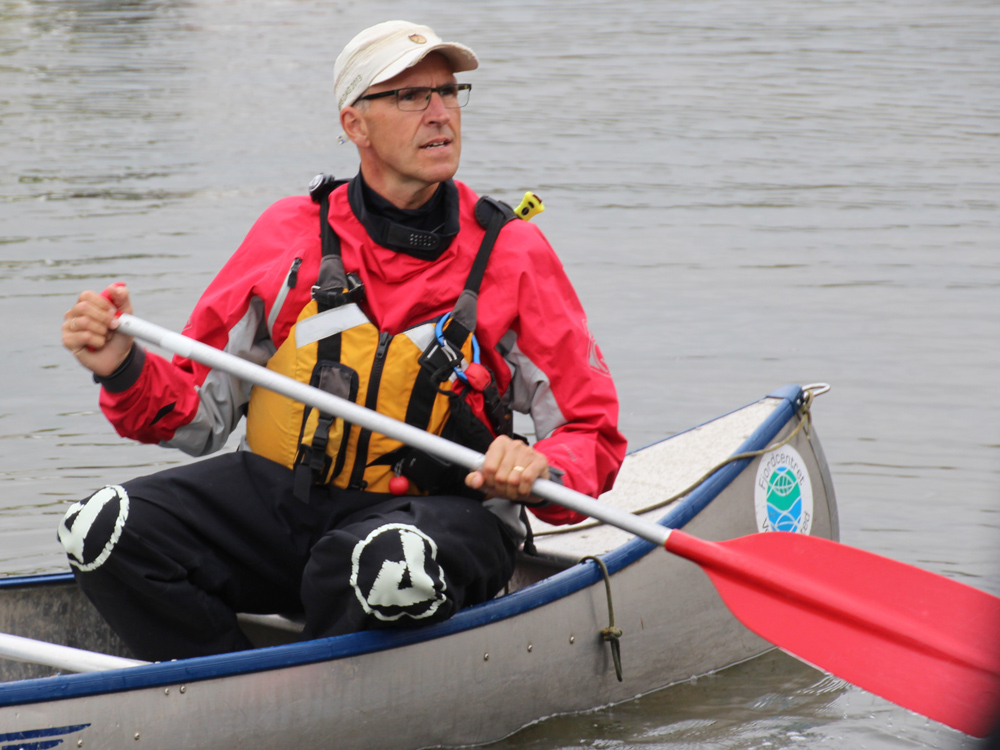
xmin=440 ymin=196 xmax=516 ymax=348
xmin=468 ymin=196 xmax=516 ymax=293
xmin=309 ymin=175 xmax=362 ymax=312
xmin=292 ymin=175 xmax=352 ymax=500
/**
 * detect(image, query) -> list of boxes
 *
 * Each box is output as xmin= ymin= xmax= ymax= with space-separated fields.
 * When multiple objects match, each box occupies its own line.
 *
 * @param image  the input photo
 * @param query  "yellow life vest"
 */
xmin=245 ymin=183 xmax=514 ymax=497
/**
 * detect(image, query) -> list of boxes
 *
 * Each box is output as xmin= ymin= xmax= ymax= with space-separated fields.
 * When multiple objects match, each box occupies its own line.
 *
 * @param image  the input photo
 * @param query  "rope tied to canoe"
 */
xmin=580 ymin=555 xmax=623 ymax=682
xmin=534 ymin=386 xmax=823 ymax=538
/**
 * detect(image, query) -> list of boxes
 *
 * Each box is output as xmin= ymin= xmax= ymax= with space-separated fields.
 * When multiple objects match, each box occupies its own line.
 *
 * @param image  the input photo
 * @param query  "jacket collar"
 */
xmin=347 ymin=173 xmax=460 ymax=260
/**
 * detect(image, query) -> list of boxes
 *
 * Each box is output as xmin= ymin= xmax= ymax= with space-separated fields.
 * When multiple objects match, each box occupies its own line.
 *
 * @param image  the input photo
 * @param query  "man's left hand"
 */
xmin=465 ymin=435 xmax=549 ymax=505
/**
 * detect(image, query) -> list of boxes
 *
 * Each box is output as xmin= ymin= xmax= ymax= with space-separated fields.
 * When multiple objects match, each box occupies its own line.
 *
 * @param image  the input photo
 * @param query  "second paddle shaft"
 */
xmin=115 ymin=314 xmax=671 ymax=548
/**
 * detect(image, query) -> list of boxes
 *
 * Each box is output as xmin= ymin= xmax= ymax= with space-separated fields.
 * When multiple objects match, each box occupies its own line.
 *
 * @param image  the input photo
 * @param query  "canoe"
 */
xmin=0 ymin=384 xmax=837 ymax=748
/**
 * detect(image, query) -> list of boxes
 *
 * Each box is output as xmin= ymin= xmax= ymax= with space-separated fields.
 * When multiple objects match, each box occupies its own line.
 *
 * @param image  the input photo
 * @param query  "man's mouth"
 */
xmin=420 ymin=138 xmax=451 ymax=150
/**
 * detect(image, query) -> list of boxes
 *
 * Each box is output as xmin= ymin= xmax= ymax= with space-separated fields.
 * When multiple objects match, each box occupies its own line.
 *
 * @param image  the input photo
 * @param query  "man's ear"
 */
xmin=340 ymin=107 xmax=369 ymax=148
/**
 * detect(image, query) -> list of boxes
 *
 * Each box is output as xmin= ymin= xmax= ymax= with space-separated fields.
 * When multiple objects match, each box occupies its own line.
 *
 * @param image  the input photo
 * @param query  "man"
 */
xmin=59 ymin=20 xmax=625 ymax=662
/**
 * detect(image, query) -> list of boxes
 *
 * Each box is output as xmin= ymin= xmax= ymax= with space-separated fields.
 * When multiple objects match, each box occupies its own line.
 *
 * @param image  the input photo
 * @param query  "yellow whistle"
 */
xmin=514 ymin=191 xmax=545 ymax=221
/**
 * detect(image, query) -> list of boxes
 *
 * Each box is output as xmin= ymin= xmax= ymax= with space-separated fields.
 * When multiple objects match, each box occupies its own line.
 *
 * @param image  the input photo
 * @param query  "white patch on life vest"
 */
xmin=58 ymin=485 xmax=130 ymax=572
xmin=295 ymin=303 xmax=370 ymax=348
xmin=402 ymin=321 xmax=437 ymax=353
xmin=350 ymin=523 xmax=447 ymax=622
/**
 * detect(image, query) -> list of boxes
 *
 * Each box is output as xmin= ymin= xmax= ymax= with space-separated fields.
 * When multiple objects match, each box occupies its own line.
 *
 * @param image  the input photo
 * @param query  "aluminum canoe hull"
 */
xmin=0 ymin=384 xmax=837 ymax=748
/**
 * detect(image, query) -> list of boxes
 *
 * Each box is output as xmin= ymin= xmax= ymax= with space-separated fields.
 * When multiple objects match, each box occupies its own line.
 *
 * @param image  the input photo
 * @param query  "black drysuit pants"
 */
xmin=59 ymin=451 xmax=518 ymax=662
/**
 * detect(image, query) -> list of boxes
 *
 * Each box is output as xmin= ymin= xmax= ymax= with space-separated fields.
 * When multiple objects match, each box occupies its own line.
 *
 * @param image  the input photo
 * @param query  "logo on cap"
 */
xmin=408 ymin=33 xmax=427 ymax=44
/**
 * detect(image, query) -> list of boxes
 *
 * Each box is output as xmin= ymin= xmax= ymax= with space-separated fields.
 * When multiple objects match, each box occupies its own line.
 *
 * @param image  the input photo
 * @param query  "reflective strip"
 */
xmin=163 ymin=299 xmax=264 ymax=456
xmin=267 ymin=258 xmax=300 ymax=338
xmin=503 ymin=338 xmax=567 ymax=441
xmin=482 ymin=497 xmax=527 ymax=543
xmin=295 ymin=304 xmax=369 ymax=348
xmin=401 ymin=321 xmax=437 ymax=353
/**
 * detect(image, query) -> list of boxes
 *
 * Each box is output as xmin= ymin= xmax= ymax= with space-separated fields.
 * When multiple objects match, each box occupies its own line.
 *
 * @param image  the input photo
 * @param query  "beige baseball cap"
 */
xmin=335 ymin=20 xmax=479 ymax=111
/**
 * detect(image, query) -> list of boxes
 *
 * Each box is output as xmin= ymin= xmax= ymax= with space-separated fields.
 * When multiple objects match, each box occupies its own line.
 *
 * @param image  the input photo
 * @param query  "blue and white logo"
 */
xmin=754 ymin=446 xmax=813 ymax=534
xmin=0 ymin=723 xmax=90 ymax=747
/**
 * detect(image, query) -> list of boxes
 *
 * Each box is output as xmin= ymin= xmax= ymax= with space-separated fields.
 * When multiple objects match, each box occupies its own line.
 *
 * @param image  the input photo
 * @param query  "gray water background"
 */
xmin=1 ymin=0 xmax=998 ymax=747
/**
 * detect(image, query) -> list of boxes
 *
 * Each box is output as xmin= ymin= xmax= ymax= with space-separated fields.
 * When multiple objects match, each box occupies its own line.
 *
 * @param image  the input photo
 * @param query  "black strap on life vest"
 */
xmin=293 ymin=175 xmax=353 ymax=499
xmin=411 ymin=195 xmax=516 ymax=437
xmin=310 ymin=176 xmax=362 ymax=311
xmin=463 ymin=197 xmax=518 ymax=437
xmin=440 ymin=196 xmax=512 ymax=352
xmin=391 ymin=196 xmax=518 ymax=496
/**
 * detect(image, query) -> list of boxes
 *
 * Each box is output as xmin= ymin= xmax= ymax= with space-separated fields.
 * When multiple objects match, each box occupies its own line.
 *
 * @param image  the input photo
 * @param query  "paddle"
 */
xmin=0 ymin=632 xmax=147 ymax=673
xmin=115 ymin=314 xmax=1000 ymax=738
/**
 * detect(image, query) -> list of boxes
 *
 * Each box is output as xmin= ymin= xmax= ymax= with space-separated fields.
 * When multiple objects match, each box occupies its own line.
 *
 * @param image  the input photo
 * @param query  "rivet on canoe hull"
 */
xmin=179 ymin=685 xmax=186 ymax=693
xmin=134 ymin=732 xmax=140 ymax=740
xmin=164 ymin=688 xmax=170 ymax=695
xmin=569 ymin=635 xmax=576 ymax=644
xmin=527 ymin=643 xmax=533 ymax=653
xmin=483 ymin=652 xmax=489 ymax=661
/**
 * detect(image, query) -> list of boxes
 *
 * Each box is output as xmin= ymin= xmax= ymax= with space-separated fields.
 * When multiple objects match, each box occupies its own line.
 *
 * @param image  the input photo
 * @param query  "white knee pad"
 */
xmin=58 ymin=485 xmax=130 ymax=572
xmin=349 ymin=523 xmax=447 ymax=623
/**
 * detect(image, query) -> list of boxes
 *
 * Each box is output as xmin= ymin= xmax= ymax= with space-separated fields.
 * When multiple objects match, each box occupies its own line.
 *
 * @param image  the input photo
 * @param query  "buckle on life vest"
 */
xmin=421 ymin=312 xmax=487 ymax=386
xmin=417 ymin=312 xmax=471 ymax=382
xmin=293 ymin=440 xmax=332 ymax=502
xmin=311 ymin=272 xmax=366 ymax=309
xmin=418 ymin=339 xmax=464 ymax=382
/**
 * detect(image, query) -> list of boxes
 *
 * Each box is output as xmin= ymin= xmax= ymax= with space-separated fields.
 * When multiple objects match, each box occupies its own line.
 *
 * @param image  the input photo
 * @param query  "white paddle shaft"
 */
xmin=0 ymin=632 xmax=148 ymax=673
xmin=116 ymin=314 xmax=671 ymax=547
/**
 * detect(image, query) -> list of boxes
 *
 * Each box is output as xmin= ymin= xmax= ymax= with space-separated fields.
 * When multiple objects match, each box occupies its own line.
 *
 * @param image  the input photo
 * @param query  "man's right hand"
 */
xmin=62 ymin=283 xmax=135 ymax=377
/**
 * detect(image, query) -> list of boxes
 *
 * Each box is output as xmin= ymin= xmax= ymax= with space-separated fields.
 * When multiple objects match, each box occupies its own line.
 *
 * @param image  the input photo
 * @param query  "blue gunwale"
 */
xmin=0 ymin=385 xmax=803 ymax=708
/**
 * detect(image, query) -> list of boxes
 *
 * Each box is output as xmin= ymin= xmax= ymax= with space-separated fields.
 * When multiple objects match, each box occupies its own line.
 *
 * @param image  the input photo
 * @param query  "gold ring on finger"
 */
xmin=69 ymin=318 xmax=77 ymax=332
xmin=512 ymin=465 xmax=525 ymax=473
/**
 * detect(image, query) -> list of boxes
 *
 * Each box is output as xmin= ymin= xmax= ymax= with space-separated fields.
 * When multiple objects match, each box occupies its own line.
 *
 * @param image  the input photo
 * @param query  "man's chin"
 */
xmin=417 ymin=163 xmax=460 ymax=186
xmin=417 ymin=144 xmax=459 ymax=173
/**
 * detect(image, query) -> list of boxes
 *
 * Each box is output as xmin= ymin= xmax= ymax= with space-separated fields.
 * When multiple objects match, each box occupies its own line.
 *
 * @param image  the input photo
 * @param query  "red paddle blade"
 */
xmin=665 ymin=529 xmax=1000 ymax=737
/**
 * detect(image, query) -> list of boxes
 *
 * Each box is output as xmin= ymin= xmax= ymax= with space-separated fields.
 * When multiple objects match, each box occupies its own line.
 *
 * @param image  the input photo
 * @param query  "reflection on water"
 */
xmin=488 ymin=651 xmax=977 ymax=749
xmin=1 ymin=0 xmax=997 ymax=748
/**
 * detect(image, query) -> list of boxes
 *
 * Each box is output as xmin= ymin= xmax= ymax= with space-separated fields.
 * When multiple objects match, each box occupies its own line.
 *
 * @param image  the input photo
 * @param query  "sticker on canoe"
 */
xmin=754 ymin=446 xmax=813 ymax=534
xmin=0 ymin=723 xmax=91 ymax=746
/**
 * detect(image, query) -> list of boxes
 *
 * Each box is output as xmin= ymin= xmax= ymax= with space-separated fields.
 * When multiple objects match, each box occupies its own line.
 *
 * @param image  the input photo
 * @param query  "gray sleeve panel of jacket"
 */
xmin=160 ymin=296 xmax=274 ymax=457
xmin=498 ymin=331 xmax=568 ymax=442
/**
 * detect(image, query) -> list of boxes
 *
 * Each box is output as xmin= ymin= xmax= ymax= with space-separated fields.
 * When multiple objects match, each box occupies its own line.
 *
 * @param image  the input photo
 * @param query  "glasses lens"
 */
xmin=396 ymin=87 xmax=430 ymax=111
xmin=451 ymin=84 xmax=471 ymax=108
xmin=396 ymin=85 xmax=471 ymax=111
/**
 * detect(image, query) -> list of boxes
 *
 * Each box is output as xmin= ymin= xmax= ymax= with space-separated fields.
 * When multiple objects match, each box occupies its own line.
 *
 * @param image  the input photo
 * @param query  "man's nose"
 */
xmin=424 ymin=90 xmax=452 ymax=120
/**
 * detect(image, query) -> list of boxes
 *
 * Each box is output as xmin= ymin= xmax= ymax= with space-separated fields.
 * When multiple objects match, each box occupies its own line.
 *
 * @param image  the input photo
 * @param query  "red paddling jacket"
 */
xmin=97 ymin=178 xmax=626 ymax=528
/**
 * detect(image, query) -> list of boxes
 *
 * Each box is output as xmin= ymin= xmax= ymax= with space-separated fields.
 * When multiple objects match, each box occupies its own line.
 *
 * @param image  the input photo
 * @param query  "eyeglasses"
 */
xmin=356 ymin=83 xmax=472 ymax=112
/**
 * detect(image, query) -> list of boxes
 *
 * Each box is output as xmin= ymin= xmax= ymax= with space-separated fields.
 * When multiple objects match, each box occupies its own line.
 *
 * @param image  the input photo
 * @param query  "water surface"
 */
xmin=1 ymin=1 xmax=998 ymax=747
